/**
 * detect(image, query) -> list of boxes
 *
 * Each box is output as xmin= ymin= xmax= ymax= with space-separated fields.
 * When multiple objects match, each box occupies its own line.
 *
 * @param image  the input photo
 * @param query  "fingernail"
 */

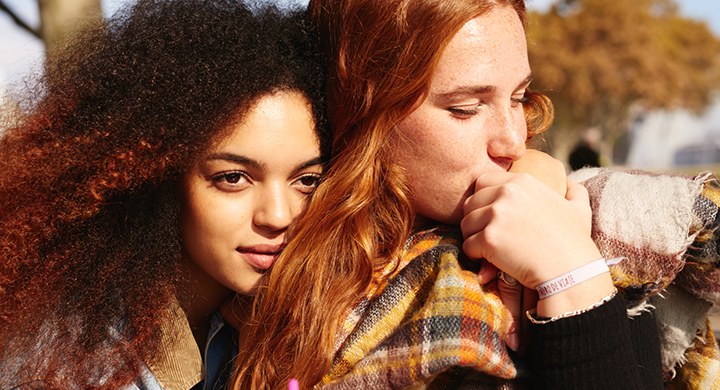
xmin=507 ymin=333 xmax=519 ymax=352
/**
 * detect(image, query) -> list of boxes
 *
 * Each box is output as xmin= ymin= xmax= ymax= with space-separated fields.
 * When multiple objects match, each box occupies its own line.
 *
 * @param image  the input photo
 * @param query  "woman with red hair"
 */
xmin=230 ymin=0 xmax=720 ymax=389
xmin=0 ymin=0 xmax=329 ymax=388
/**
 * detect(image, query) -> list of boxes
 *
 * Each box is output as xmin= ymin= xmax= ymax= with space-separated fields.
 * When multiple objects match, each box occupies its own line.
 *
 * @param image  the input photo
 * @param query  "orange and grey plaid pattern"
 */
xmin=318 ymin=227 xmax=518 ymax=390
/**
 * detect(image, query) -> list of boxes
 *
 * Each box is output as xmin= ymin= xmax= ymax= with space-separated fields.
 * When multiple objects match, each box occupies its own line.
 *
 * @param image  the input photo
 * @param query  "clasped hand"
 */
xmin=461 ymin=150 xmax=605 ymax=353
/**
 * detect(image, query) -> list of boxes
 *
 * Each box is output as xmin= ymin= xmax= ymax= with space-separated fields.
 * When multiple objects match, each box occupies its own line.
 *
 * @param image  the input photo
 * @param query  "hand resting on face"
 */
xmin=464 ymin=149 xmax=612 ymax=353
xmin=470 ymin=149 xmax=566 ymax=352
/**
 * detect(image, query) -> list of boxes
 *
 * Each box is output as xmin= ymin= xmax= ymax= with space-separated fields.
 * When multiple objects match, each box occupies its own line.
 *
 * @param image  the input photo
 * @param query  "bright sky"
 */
xmin=2 ymin=0 xmax=720 ymax=93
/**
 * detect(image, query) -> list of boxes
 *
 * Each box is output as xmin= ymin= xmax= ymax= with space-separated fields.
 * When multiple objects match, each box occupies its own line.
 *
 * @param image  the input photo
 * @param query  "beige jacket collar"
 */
xmin=146 ymin=299 xmax=205 ymax=390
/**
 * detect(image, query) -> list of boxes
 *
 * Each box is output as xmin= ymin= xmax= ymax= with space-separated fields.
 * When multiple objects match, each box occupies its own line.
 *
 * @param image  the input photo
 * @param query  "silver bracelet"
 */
xmin=526 ymin=289 xmax=618 ymax=325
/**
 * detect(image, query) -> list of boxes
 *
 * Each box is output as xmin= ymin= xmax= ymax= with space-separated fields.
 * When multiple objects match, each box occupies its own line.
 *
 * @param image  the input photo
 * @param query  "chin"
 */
xmin=234 ymin=275 xmax=265 ymax=297
xmin=430 ymin=207 xmax=464 ymax=226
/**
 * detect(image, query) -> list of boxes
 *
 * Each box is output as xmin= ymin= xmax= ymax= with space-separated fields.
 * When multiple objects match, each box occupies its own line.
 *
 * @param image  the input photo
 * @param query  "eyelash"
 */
xmin=210 ymin=171 xmax=322 ymax=194
xmin=448 ymin=107 xmax=478 ymax=117
xmin=294 ymin=173 xmax=322 ymax=194
xmin=512 ymin=95 xmax=529 ymax=106
xmin=212 ymin=171 xmax=249 ymax=186
xmin=449 ymin=94 xmax=530 ymax=118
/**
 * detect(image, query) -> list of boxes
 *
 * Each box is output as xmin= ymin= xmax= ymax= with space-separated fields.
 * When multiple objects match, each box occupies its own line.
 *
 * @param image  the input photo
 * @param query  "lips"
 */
xmin=237 ymin=244 xmax=285 ymax=271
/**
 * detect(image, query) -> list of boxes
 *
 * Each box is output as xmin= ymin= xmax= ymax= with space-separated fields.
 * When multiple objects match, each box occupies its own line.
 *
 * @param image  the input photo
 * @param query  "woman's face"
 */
xmin=395 ymin=5 xmax=531 ymax=226
xmin=180 ymin=91 xmax=323 ymax=296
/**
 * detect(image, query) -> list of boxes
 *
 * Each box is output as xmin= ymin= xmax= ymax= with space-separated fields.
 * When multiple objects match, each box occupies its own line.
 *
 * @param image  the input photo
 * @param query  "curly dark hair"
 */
xmin=0 ymin=0 xmax=328 ymax=388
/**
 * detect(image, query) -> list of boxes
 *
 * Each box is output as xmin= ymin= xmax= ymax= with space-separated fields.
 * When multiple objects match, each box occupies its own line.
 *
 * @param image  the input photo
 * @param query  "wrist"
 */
xmin=528 ymin=288 xmax=617 ymax=324
xmin=529 ymin=244 xmax=603 ymax=288
xmin=535 ymin=258 xmax=620 ymax=299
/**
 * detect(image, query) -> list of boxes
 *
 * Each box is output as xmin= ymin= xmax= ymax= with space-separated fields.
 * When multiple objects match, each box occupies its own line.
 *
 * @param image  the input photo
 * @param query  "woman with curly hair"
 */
xmin=0 ymin=0 xmax=328 ymax=389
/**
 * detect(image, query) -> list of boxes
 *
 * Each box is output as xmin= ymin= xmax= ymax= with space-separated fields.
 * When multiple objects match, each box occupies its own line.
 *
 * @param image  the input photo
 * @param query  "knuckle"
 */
xmin=459 ymin=215 xmax=476 ymax=237
xmin=496 ymin=184 xmax=514 ymax=198
xmin=479 ymin=228 xmax=500 ymax=253
xmin=576 ymin=183 xmax=589 ymax=196
xmin=462 ymin=196 xmax=475 ymax=214
xmin=515 ymin=172 xmax=533 ymax=181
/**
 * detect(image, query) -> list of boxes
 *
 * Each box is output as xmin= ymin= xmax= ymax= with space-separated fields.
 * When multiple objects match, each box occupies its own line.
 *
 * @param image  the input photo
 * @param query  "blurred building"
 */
xmin=626 ymin=98 xmax=720 ymax=170
xmin=674 ymin=137 xmax=720 ymax=166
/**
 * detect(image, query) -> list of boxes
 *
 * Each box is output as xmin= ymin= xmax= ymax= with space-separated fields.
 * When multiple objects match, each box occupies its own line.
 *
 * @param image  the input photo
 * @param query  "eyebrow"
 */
xmin=206 ymin=153 xmax=324 ymax=173
xmin=432 ymin=73 xmax=535 ymax=99
xmin=296 ymin=157 xmax=325 ymax=171
xmin=207 ymin=153 xmax=264 ymax=170
xmin=519 ymin=73 xmax=535 ymax=89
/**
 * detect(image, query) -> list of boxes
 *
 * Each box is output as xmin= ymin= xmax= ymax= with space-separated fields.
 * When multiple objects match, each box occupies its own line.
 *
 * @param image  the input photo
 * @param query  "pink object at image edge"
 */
xmin=288 ymin=379 xmax=299 ymax=390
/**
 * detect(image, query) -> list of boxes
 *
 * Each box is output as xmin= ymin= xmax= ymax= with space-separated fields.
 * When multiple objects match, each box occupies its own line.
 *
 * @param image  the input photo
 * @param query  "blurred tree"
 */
xmin=39 ymin=0 xmax=102 ymax=52
xmin=0 ymin=0 xmax=102 ymax=52
xmin=527 ymin=0 xmax=720 ymax=164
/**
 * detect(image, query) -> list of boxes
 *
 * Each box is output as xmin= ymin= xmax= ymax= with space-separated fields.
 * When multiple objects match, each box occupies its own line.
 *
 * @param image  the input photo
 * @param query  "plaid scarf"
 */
xmin=316 ymin=168 xmax=720 ymax=390
xmin=316 ymin=227 xmax=519 ymax=390
xmin=572 ymin=168 xmax=720 ymax=389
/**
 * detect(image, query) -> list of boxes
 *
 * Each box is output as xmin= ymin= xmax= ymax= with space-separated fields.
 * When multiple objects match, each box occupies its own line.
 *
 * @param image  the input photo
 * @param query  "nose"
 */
xmin=487 ymin=104 xmax=527 ymax=163
xmin=252 ymin=183 xmax=295 ymax=233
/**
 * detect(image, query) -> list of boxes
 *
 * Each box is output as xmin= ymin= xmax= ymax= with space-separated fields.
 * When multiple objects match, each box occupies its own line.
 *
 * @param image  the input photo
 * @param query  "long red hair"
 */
xmin=232 ymin=1 xmax=552 ymax=389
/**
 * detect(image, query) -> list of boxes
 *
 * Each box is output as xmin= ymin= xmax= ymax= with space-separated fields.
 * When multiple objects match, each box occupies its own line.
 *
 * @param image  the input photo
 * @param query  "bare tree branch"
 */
xmin=0 ymin=0 xmax=41 ymax=39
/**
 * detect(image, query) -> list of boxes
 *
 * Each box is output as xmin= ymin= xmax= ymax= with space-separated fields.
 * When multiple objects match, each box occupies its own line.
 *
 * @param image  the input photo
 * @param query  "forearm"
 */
xmin=529 ymin=294 xmax=663 ymax=390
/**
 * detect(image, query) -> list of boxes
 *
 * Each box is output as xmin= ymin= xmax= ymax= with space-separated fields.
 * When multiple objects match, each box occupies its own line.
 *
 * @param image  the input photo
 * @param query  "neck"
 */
xmin=220 ymin=294 xmax=254 ymax=349
xmin=183 ymin=255 xmax=233 ymax=350
xmin=412 ymin=214 xmax=437 ymax=232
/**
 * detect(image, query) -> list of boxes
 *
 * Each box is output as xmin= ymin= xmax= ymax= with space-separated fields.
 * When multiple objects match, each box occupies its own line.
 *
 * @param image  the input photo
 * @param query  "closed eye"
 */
xmin=511 ymin=92 xmax=529 ymax=107
xmin=448 ymin=106 xmax=479 ymax=118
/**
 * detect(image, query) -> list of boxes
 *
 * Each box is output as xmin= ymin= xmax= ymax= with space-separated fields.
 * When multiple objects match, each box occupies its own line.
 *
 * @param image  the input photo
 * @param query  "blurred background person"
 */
xmin=568 ymin=127 xmax=601 ymax=170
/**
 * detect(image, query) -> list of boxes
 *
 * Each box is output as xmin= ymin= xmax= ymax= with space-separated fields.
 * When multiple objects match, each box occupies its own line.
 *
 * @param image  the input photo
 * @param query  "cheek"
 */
xmin=397 ymin=114 xmax=449 ymax=193
xmin=181 ymin=196 xmax=246 ymax=243
xmin=178 ymin=179 xmax=230 ymax=254
xmin=398 ymin=109 xmax=484 ymax=167
xmin=178 ymin=188 xmax=207 ymax=254
xmin=395 ymin=112 xmax=436 ymax=170
xmin=395 ymin=110 xmax=489 ymax=225
xmin=397 ymin=116 xmax=475 ymax=181
xmin=398 ymin=111 xmax=442 ymax=149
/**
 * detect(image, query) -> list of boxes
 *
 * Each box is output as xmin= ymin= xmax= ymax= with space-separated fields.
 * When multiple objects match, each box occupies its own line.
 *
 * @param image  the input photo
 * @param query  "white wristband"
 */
xmin=535 ymin=258 xmax=622 ymax=300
